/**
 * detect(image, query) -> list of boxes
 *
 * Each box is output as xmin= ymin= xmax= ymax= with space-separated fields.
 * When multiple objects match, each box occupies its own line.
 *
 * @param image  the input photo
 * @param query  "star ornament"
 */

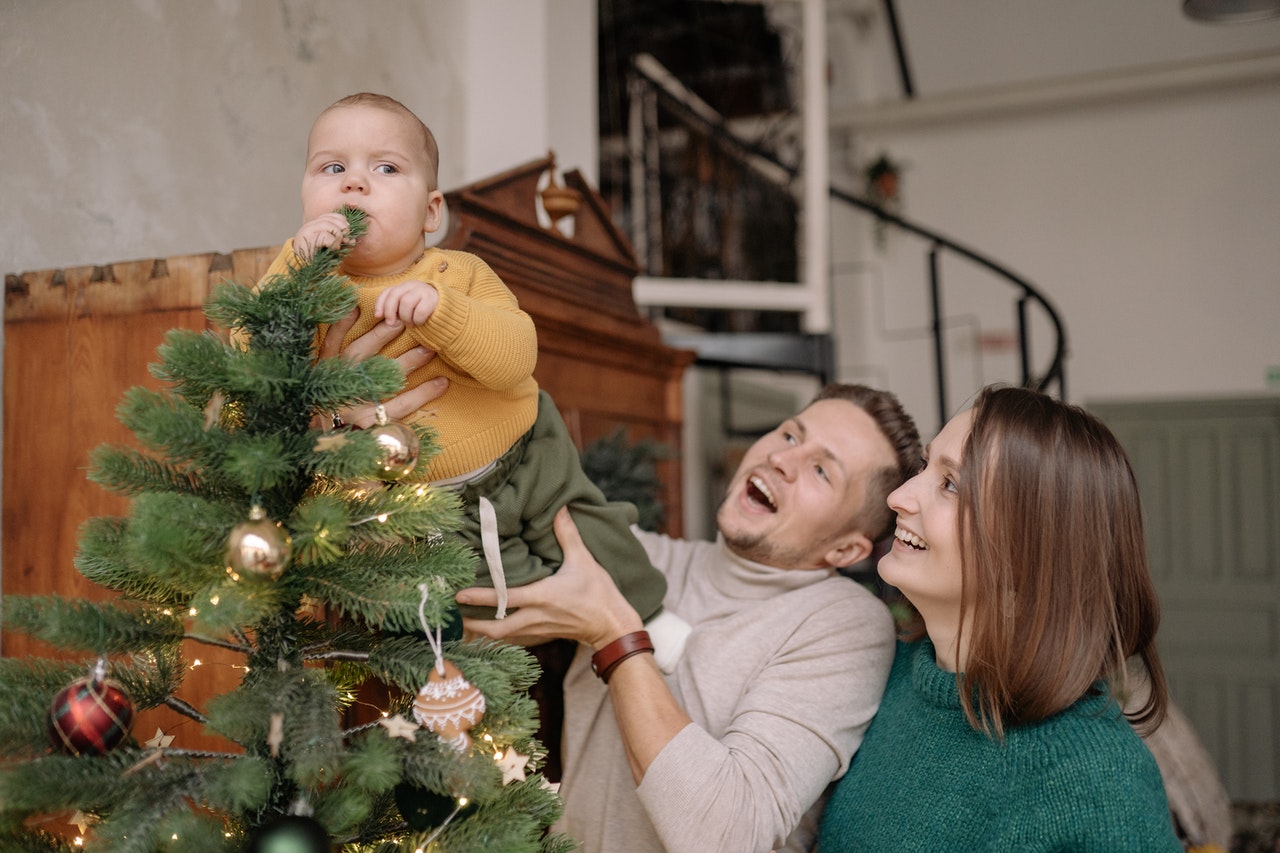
xmin=379 ymin=713 xmax=419 ymax=742
xmin=314 ymin=432 xmax=352 ymax=452
xmin=496 ymin=747 xmax=529 ymax=785
xmin=144 ymin=727 xmax=175 ymax=749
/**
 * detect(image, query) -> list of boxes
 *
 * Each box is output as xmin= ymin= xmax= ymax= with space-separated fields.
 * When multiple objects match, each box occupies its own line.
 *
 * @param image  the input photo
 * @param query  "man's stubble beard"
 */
xmin=717 ymin=502 xmax=804 ymax=568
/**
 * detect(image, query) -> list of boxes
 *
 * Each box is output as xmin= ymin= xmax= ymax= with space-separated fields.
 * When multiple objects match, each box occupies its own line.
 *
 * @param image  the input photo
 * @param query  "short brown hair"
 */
xmin=811 ymin=383 xmax=921 ymax=542
xmin=954 ymin=385 xmax=1168 ymax=737
xmin=323 ymin=92 xmax=440 ymax=189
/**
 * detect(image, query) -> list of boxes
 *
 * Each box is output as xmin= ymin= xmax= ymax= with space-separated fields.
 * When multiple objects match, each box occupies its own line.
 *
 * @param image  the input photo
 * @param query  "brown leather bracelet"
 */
xmin=591 ymin=630 xmax=654 ymax=684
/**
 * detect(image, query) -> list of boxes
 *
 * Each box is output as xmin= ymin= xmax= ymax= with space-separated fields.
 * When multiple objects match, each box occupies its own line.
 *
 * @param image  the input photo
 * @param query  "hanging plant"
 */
xmin=863 ymin=152 xmax=905 ymax=250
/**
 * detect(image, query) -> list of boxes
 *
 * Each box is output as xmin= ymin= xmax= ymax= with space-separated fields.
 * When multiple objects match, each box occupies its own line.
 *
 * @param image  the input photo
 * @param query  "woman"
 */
xmin=818 ymin=385 xmax=1182 ymax=851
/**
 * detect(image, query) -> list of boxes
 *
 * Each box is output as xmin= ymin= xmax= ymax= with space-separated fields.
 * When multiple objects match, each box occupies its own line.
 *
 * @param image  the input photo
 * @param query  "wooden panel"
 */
xmin=2 ymin=251 xmax=270 ymax=752
xmin=1093 ymin=396 xmax=1280 ymax=801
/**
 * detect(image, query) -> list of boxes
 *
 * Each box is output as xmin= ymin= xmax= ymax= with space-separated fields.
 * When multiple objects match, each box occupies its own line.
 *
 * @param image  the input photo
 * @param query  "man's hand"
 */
xmin=315 ymin=307 xmax=447 ymax=429
xmin=458 ymin=508 xmax=644 ymax=651
xmin=375 ymin=280 xmax=440 ymax=328
xmin=294 ymin=211 xmax=351 ymax=261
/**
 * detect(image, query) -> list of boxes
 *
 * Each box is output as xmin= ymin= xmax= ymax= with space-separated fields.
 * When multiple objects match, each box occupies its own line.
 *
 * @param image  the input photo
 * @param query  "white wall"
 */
xmin=830 ymin=79 xmax=1280 ymax=437
xmin=0 ymin=0 xmax=596 ymax=275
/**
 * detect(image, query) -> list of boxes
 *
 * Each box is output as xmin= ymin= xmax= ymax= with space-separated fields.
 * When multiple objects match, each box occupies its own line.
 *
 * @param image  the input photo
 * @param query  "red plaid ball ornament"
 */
xmin=48 ymin=659 xmax=134 ymax=756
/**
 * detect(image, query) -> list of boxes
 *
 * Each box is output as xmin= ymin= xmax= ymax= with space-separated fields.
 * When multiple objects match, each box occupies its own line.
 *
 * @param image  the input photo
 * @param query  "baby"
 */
xmin=258 ymin=92 xmax=687 ymax=664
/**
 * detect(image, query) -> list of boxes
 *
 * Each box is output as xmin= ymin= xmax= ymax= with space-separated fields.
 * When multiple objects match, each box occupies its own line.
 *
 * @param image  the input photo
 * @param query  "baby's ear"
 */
xmin=423 ymin=190 xmax=445 ymax=234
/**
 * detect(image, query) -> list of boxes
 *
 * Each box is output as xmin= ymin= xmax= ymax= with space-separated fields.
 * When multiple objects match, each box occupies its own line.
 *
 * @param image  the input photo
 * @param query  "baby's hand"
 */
xmin=294 ymin=212 xmax=351 ymax=260
xmin=375 ymin=280 xmax=440 ymax=328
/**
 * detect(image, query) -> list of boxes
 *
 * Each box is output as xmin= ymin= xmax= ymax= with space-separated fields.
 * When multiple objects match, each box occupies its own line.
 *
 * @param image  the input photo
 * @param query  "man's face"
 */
xmin=716 ymin=398 xmax=896 ymax=570
xmin=301 ymin=104 xmax=443 ymax=277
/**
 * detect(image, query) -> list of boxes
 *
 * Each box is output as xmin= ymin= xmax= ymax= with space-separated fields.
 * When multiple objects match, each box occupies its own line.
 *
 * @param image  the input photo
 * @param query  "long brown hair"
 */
xmin=955 ymin=385 xmax=1167 ymax=737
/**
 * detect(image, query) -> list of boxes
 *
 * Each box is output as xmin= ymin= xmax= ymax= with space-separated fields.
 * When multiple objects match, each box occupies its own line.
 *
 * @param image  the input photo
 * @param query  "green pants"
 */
xmin=453 ymin=391 xmax=667 ymax=623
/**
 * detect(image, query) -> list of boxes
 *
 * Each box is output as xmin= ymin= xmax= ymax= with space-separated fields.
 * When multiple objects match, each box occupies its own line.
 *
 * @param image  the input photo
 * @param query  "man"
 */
xmin=457 ymin=384 xmax=921 ymax=853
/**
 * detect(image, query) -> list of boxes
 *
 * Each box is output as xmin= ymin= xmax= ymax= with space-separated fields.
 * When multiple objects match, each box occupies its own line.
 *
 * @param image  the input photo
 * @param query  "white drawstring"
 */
xmin=478 ymin=496 xmax=508 ymax=619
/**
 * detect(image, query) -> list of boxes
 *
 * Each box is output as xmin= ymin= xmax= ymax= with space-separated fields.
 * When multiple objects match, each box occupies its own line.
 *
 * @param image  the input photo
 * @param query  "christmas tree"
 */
xmin=0 ymin=208 xmax=568 ymax=852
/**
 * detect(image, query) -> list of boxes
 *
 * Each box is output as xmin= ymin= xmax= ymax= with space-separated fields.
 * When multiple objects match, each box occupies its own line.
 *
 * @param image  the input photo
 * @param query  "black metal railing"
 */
xmin=828 ymin=185 xmax=1068 ymax=425
xmin=625 ymin=54 xmax=1068 ymax=428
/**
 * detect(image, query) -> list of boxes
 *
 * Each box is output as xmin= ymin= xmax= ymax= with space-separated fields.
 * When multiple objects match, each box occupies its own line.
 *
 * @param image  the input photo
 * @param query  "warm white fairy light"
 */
xmin=190 ymin=659 xmax=203 ymax=669
xmin=188 ymin=607 xmax=198 ymax=617
xmin=209 ymin=595 xmax=220 ymax=606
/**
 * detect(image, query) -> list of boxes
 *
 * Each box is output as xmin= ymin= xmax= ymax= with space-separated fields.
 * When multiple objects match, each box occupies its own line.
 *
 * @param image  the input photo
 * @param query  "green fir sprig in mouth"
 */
xmin=313 ymin=205 xmax=368 ymax=268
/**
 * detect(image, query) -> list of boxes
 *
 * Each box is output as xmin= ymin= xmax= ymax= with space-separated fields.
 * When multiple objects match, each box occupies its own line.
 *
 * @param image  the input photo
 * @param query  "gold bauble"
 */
xmin=369 ymin=405 xmax=420 ymax=480
xmin=225 ymin=505 xmax=292 ymax=580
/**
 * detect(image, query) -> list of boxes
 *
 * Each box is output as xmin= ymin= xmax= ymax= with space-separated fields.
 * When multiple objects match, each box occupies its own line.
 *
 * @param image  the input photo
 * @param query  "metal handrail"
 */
xmin=627 ymin=54 xmax=1069 ymax=425
xmin=828 ymin=184 xmax=1069 ymax=421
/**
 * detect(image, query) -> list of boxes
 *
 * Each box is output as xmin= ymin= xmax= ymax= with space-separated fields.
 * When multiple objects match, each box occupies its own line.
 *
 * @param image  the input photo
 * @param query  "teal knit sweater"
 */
xmin=818 ymin=640 xmax=1182 ymax=852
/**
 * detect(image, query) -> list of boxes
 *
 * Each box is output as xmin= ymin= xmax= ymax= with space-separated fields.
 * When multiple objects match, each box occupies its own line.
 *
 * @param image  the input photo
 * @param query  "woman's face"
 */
xmin=878 ymin=407 xmax=972 ymax=621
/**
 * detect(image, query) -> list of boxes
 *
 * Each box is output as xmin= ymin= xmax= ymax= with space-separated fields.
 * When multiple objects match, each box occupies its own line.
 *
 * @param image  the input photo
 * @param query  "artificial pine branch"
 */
xmin=0 ymin=205 xmax=559 ymax=850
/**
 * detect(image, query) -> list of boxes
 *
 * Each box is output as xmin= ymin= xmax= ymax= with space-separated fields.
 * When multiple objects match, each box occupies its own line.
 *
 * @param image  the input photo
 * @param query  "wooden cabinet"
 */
xmin=438 ymin=155 xmax=693 ymax=532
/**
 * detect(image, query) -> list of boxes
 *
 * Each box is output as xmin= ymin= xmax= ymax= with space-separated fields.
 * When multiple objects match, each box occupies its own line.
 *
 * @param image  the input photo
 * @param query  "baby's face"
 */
xmin=302 ymin=103 xmax=443 ymax=276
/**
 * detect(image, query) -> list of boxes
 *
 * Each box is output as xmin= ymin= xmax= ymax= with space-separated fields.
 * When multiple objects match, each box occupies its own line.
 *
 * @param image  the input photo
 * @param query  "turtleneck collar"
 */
xmin=710 ymin=534 xmax=837 ymax=600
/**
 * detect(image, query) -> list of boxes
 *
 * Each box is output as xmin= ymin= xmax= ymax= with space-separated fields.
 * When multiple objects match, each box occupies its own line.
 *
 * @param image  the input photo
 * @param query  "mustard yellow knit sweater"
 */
xmin=261 ymin=241 xmax=538 ymax=480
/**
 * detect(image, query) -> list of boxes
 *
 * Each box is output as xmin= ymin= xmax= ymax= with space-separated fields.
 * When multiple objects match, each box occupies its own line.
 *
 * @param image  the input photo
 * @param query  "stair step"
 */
xmin=661 ymin=332 xmax=833 ymax=382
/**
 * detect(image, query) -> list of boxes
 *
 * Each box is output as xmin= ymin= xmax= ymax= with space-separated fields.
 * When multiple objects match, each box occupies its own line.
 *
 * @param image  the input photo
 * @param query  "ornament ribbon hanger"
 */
xmin=417 ymin=583 xmax=447 ymax=677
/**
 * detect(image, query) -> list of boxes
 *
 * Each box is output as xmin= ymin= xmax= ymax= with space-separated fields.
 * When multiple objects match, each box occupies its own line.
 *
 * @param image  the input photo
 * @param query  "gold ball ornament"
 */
xmin=412 ymin=659 xmax=486 ymax=751
xmin=225 ymin=505 xmax=292 ymax=581
xmin=369 ymin=404 xmax=420 ymax=480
